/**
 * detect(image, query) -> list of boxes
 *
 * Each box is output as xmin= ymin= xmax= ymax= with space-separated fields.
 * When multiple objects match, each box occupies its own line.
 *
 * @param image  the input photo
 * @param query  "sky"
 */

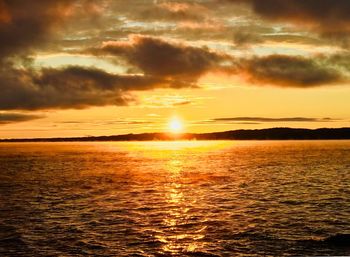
xmin=0 ymin=0 xmax=350 ymax=138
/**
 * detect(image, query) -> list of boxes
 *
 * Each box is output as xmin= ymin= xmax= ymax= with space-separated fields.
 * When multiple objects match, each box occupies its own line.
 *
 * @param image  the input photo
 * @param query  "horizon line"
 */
xmin=1 ymin=127 xmax=350 ymax=142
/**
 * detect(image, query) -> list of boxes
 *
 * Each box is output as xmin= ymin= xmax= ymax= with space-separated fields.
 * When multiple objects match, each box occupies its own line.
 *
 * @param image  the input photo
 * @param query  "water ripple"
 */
xmin=0 ymin=140 xmax=350 ymax=256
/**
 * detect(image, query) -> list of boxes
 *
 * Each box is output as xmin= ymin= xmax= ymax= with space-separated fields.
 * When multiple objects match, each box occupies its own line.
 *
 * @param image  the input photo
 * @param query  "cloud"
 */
xmin=0 ymin=112 xmax=44 ymax=124
xmin=58 ymin=119 xmax=154 ymax=126
xmin=108 ymin=0 xmax=210 ymax=24
xmin=0 ymin=3 xmax=202 ymax=111
xmin=238 ymin=55 xmax=344 ymax=87
xmin=233 ymin=30 xmax=263 ymax=48
xmin=0 ymin=0 xmax=108 ymax=61
xmin=1 ymin=1 xmax=349 ymax=113
xmin=139 ymin=2 xmax=208 ymax=22
xmin=225 ymin=0 xmax=350 ymax=35
xmin=96 ymin=35 xmax=228 ymax=80
xmin=140 ymin=94 xmax=198 ymax=108
xmin=0 ymin=66 xmax=196 ymax=110
xmin=213 ymin=117 xmax=338 ymax=123
xmin=1 ymin=49 xmax=346 ymax=112
xmin=0 ymin=0 xmax=78 ymax=61
xmin=194 ymin=119 xmax=260 ymax=125
xmin=95 ymin=36 xmax=347 ymax=88
xmin=231 ymin=25 xmax=324 ymax=47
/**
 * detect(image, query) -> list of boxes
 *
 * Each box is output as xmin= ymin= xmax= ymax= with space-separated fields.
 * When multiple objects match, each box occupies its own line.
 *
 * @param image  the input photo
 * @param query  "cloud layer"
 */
xmin=0 ymin=0 xmax=78 ymax=61
xmin=0 ymin=66 xmax=200 ymax=110
xmin=213 ymin=117 xmax=337 ymax=123
xmin=240 ymin=55 xmax=344 ymax=87
xmin=96 ymin=36 xmax=350 ymax=89
xmin=0 ymin=0 xmax=349 ymax=113
xmin=226 ymin=0 xmax=350 ymax=34
xmin=0 ymin=112 xmax=44 ymax=124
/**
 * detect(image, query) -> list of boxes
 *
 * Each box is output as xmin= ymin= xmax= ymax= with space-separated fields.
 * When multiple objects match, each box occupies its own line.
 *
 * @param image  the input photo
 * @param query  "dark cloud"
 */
xmin=226 ymin=0 xmax=350 ymax=34
xmin=233 ymin=30 xmax=263 ymax=48
xmin=0 ymin=66 xmax=196 ymax=110
xmin=239 ymin=55 xmax=344 ymax=87
xmin=213 ymin=117 xmax=338 ymax=123
xmin=0 ymin=0 xmax=109 ymax=60
xmin=0 ymin=0 xmax=159 ymax=111
xmin=0 ymin=112 xmax=44 ymax=124
xmin=0 ymin=0 xmax=78 ymax=61
xmin=94 ymin=36 xmax=347 ymax=88
xmin=96 ymin=35 xmax=228 ymax=80
xmin=0 ymin=3 xmax=203 ymax=112
xmin=0 ymin=2 xmax=202 ymax=111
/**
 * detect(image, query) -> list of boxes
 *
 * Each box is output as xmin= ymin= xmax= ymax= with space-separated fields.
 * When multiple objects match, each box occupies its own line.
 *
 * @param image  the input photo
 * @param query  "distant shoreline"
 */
xmin=1 ymin=127 xmax=350 ymax=142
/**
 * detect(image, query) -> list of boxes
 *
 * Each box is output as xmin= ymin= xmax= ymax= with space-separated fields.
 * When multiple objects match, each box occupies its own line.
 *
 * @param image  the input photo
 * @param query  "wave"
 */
xmin=322 ymin=234 xmax=350 ymax=247
xmin=299 ymin=233 xmax=350 ymax=249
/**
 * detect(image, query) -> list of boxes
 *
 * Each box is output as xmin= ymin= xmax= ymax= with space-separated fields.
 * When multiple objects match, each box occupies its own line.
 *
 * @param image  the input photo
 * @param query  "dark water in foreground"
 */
xmin=0 ymin=140 xmax=349 ymax=256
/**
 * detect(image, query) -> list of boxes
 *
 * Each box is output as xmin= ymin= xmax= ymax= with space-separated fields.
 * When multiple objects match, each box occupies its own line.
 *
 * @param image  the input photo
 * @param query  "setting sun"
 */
xmin=168 ymin=117 xmax=183 ymax=134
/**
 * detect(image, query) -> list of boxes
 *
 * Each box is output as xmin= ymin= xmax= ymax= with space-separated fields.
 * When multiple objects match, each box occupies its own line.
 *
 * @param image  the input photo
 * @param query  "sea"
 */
xmin=0 ymin=140 xmax=349 ymax=256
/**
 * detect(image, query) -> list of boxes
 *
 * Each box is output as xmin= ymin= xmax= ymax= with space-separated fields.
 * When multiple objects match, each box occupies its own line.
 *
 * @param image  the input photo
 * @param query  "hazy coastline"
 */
xmin=2 ymin=127 xmax=350 ymax=142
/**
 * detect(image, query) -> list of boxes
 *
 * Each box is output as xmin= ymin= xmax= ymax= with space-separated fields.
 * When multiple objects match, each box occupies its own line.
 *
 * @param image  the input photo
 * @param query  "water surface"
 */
xmin=0 ymin=140 xmax=350 ymax=256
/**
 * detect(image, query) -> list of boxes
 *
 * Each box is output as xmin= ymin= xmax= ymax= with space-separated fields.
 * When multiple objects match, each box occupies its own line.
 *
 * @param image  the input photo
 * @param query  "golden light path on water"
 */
xmin=162 ymin=147 xmax=204 ymax=253
xmin=108 ymin=140 xmax=233 ymax=254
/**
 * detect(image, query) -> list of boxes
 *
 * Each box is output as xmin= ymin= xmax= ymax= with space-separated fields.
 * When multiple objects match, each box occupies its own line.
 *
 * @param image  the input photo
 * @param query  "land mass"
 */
xmin=1 ymin=127 xmax=350 ymax=142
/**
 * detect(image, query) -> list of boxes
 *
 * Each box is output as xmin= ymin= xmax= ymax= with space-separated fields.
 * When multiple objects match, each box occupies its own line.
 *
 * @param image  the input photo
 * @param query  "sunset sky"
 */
xmin=1 ymin=0 xmax=350 ymax=138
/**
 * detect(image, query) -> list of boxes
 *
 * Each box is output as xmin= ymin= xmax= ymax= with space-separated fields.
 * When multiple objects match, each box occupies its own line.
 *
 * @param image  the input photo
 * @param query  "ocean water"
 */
xmin=0 ymin=140 xmax=349 ymax=256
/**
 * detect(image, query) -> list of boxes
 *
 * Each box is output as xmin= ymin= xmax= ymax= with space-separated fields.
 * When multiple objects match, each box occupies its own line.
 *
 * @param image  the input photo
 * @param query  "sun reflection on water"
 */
xmin=118 ymin=140 xmax=233 ymax=159
xmin=101 ymin=141 xmax=234 ymax=255
xmin=157 ymin=180 xmax=207 ymax=254
xmin=154 ymin=144 xmax=213 ymax=255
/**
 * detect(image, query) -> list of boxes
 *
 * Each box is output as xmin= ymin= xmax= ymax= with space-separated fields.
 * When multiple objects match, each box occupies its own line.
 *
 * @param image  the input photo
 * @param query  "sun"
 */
xmin=168 ymin=117 xmax=183 ymax=134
